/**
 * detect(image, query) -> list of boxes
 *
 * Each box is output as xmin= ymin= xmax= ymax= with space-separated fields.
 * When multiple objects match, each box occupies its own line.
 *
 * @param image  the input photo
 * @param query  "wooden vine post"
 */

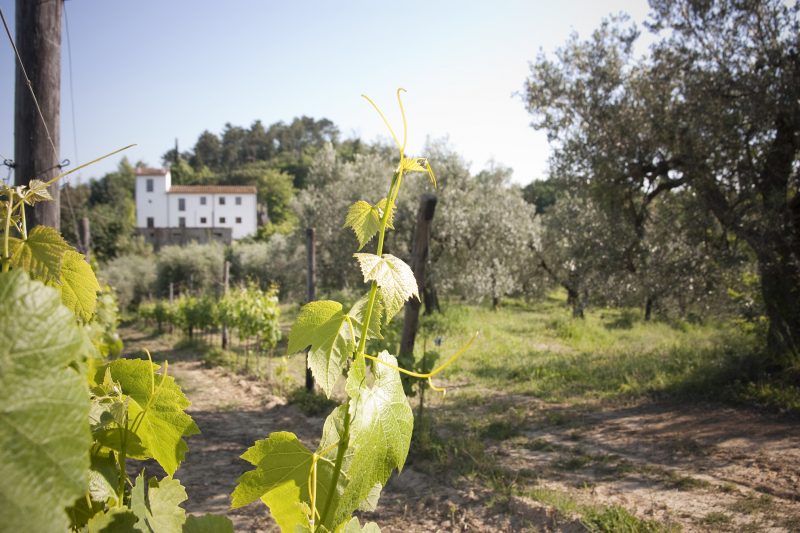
xmin=222 ymin=260 xmax=230 ymax=349
xmin=305 ymin=227 xmax=316 ymax=392
xmin=399 ymin=194 xmax=437 ymax=359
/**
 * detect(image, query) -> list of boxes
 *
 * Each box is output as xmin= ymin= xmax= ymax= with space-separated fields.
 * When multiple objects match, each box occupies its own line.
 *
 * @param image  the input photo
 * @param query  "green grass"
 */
xmin=525 ymin=487 xmax=679 ymax=533
xmin=416 ymin=295 xmax=799 ymax=411
xmin=664 ymin=473 xmax=712 ymax=491
xmin=286 ymin=386 xmax=339 ymax=417
xmin=731 ymin=493 xmax=774 ymax=515
xmin=699 ymin=512 xmax=733 ymax=529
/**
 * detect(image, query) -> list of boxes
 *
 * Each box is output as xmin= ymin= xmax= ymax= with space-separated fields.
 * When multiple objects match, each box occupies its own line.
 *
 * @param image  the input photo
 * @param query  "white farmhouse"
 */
xmin=135 ymin=168 xmax=258 ymax=243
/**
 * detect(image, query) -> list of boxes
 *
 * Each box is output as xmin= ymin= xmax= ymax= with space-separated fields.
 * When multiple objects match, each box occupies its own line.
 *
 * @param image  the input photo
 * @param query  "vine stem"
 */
xmin=317 ymin=166 xmax=404 ymax=531
xmin=317 ymin=90 xmax=410 ymax=530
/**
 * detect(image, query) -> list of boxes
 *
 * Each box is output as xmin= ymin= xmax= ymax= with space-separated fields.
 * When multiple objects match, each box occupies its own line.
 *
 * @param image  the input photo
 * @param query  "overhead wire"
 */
xmin=62 ymin=1 xmax=84 ymax=248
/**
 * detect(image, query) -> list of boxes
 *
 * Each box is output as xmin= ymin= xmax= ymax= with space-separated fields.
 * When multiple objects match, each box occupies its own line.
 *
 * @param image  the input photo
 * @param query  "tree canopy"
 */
xmin=524 ymin=0 xmax=800 ymax=361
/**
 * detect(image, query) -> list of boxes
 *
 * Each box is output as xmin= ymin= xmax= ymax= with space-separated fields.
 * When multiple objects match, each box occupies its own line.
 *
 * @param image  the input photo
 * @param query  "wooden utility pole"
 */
xmin=305 ymin=227 xmax=316 ymax=392
xmin=399 ymin=194 xmax=438 ymax=359
xmin=14 ymin=0 xmax=62 ymax=229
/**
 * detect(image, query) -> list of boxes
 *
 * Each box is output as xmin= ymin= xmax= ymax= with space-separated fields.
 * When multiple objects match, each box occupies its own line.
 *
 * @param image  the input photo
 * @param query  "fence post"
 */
xmin=400 ymin=194 xmax=438 ymax=360
xmin=222 ymin=260 xmax=230 ymax=349
xmin=305 ymin=227 xmax=316 ymax=392
xmin=79 ymin=216 xmax=91 ymax=262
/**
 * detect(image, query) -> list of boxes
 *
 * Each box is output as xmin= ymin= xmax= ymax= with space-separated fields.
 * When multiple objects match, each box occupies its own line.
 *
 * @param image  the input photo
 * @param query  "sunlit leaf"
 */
xmin=344 ymin=198 xmax=394 ymax=250
xmin=130 ymin=474 xmax=187 ymax=533
xmin=322 ymin=352 xmax=412 ymax=528
xmin=57 ymin=250 xmax=101 ymax=322
xmin=0 ymin=271 xmax=90 ymax=532
xmin=338 ymin=517 xmax=382 ymax=532
xmin=7 ymin=225 xmax=71 ymax=282
xmin=288 ymin=300 xmax=355 ymax=398
xmin=231 ymin=432 xmax=337 ymax=531
xmin=98 ymin=359 xmax=200 ymax=476
xmin=353 ymin=253 xmax=418 ymax=321
xmin=23 ymin=179 xmax=53 ymax=205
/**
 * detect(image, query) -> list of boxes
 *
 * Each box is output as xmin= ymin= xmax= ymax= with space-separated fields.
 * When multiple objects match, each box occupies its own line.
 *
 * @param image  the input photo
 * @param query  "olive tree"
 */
xmin=524 ymin=1 xmax=800 ymax=361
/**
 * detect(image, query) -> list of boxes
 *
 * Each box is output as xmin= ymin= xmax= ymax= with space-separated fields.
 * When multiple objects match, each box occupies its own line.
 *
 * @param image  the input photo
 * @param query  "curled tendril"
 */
xmin=362 ymin=89 xmax=437 ymax=194
xmin=396 ymin=88 xmax=408 ymax=154
xmin=361 ymin=94 xmax=402 ymax=155
xmin=362 ymin=332 xmax=479 ymax=395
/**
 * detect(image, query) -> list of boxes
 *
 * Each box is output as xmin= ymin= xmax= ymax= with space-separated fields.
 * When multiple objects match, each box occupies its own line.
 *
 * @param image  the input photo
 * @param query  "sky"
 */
xmin=0 ymin=0 xmax=651 ymax=186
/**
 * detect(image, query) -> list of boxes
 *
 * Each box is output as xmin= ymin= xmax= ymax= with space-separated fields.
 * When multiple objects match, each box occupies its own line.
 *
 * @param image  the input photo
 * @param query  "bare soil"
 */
xmin=121 ymin=326 xmax=800 ymax=532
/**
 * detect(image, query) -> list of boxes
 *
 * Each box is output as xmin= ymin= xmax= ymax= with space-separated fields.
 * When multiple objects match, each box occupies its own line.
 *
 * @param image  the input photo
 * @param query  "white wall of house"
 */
xmin=166 ymin=192 xmax=257 ymax=239
xmin=135 ymin=171 xmax=171 ymax=228
xmin=135 ymin=169 xmax=257 ymax=239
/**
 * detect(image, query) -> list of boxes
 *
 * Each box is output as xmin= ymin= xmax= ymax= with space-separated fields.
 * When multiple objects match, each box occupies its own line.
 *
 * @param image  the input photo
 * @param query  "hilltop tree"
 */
xmin=524 ymin=0 xmax=800 ymax=362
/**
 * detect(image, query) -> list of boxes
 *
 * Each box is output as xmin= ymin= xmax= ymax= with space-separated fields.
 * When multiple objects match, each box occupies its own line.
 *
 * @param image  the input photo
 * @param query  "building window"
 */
xmin=146 ymin=217 xmax=154 ymax=228
xmin=235 ymin=196 xmax=242 ymax=205
xmin=178 ymin=198 xmax=186 ymax=211
xmin=200 ymin=217 xmax=207 ymax=224
xmin=146 ymin=179 xmax=153 ymax=192
xmin=219 ymin=197 xmax=226 ymax=205
xmin=235 ymin=217 xmax=242 ymax=223
xmin=219 ymin=217 xmax=226 ymax=223
xmin=200 ymin=196 xmax=206 ymax=205
xmin=178 ymin=217 xmax=186 ymax=227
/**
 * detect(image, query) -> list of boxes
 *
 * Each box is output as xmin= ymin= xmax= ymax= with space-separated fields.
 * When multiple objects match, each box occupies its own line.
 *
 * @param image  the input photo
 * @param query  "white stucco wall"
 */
xmin=135 ymin=172 xmax=171 ymax=228
xmin=166 ymin=192 xmax=257 ymax=239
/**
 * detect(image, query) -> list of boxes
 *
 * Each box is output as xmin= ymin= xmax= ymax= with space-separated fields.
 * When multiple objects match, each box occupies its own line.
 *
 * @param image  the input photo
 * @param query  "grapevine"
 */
xmin=0 ymin=149 xmax=232 ymax=532
xmin=232 ymin=89 xmax=475 ymax=532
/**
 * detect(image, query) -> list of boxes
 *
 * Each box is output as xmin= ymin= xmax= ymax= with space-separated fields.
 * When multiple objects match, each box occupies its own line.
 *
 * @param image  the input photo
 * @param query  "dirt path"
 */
xmin=121 ymin=327 xmax=800 ymax=532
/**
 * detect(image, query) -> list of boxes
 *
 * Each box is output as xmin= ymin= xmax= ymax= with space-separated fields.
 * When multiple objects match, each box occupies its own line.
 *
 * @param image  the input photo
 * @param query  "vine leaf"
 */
xmin=344 ymin=198 xmax=394 ymax=250
xmin=7 ymin=225 xmax=71 ymax=282
xmin=399 ymin=157 xmax=436 ymax=188
xmin=339 ymin=517 xmax=382 ymax=532
xmin=130 ymin=474 xmax=188 ymax=533
xmin=57 ymin=249 xmax=101 ymax=322
xmin=88 ymin=454 xmax=121 ymax=506
xmin=86 ymin=507 xmax=139 ymax=532
xmin=22 ymin=179 xmax=53 ymax=205
xmin=349 ymin=293 xmax=383 ymax=342
xmin=182 ymin=514 xmax=235 ymax=533
xmin=231 ymin=432 xmax=338 ymax=532
xmin=99 ymin=359 xmax=200 ymax=476
xmin=288 ymin=300 xmax=355 ymax=398
xmin=353 ymin=253 xmax=418 ymax=321
xmin=323 ymin=352 xmax=413 ymax=528
xmin=0 ymin=271 xmax=90 ymax=533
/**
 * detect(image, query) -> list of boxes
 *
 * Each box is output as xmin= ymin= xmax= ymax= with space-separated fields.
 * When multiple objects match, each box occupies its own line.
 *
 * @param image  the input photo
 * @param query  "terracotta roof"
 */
xmin=168 ymin=185 xmax=257 ymax=194
xmin=135 ymin=167 xmax=168 ymax=176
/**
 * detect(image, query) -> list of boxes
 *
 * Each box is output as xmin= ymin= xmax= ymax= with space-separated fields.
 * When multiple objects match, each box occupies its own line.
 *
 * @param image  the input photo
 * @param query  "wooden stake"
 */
xmin=305 ymin=227 xmax=316 ymax=392
xmin=400 ymin=194 xmax=438 ymax=359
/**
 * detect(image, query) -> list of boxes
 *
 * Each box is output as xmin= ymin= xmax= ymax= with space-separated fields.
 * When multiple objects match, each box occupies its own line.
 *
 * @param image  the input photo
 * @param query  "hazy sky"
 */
xmin=0 ymin=1 xmax=651 ymax=186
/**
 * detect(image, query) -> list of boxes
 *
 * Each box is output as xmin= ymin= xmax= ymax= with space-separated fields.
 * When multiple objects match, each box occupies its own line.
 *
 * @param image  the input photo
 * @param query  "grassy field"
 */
xmin=374 ymin=292 xmax=797 ymax=412
xmin=123 ymin=292 xmax=800 ymax=532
